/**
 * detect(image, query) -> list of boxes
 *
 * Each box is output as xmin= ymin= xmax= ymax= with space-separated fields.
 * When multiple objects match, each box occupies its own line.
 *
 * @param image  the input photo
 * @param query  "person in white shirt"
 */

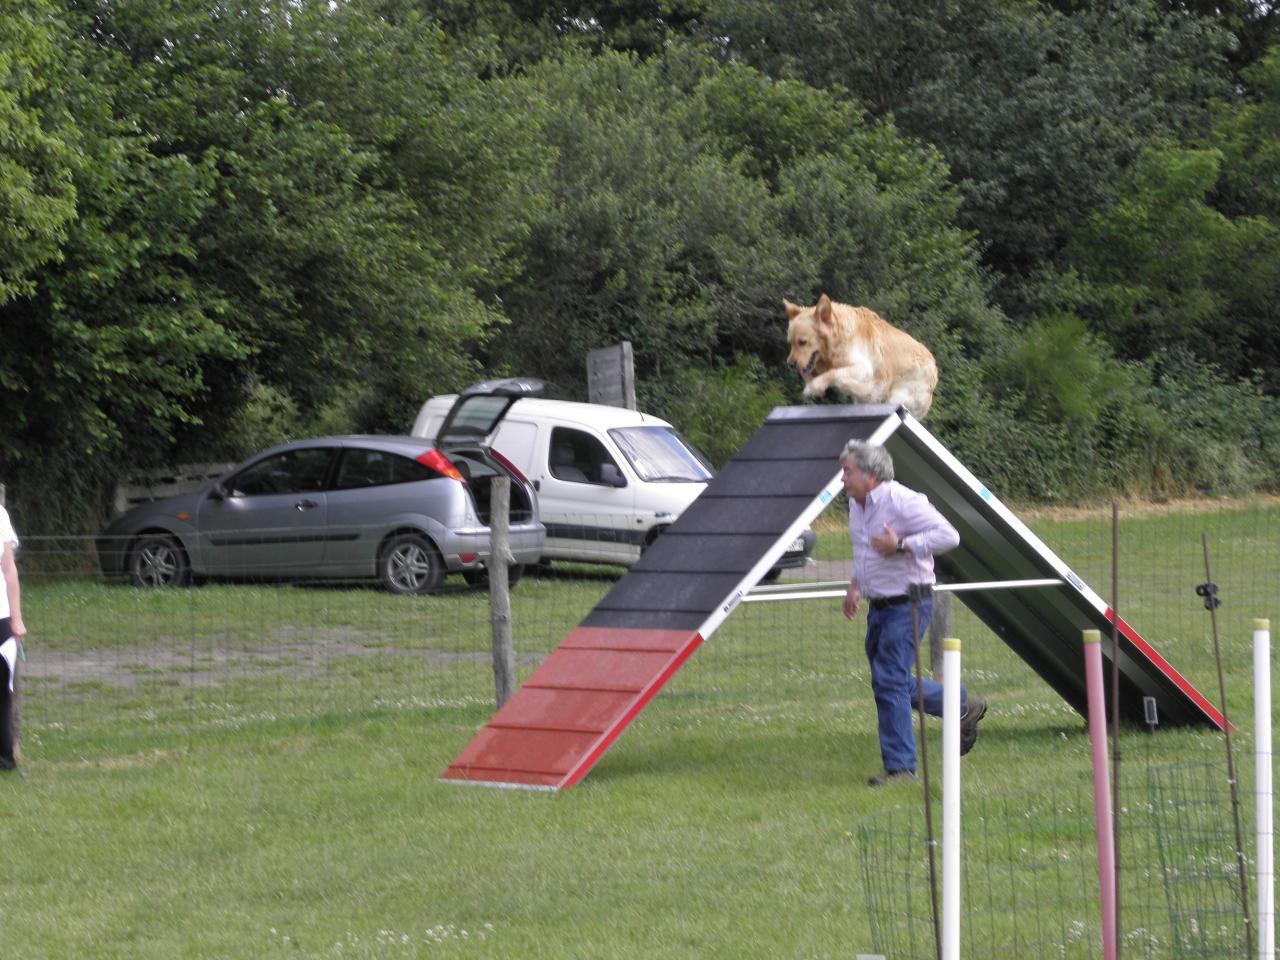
xmin=1 ymin=503 xmax=27 ymax=771
xmin=840 ymin=441 xmax=986 ymax=785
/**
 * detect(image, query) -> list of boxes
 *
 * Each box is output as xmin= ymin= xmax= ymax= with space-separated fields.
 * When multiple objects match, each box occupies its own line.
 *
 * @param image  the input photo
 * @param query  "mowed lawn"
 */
xmin=2 ymin=499 xmax=1276 ymax=959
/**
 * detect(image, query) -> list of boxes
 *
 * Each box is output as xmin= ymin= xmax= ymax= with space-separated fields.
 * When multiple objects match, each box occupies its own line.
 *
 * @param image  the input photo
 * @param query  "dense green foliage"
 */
xmin=1 ymin=0 xmax=1276 ymax=529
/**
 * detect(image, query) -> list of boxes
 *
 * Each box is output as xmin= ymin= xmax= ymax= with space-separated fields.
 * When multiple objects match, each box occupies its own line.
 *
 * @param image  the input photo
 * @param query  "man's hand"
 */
xmin=871 ymin=523 xmax=902 ymax=557
xmin=843 ymin=581 xmax=861 ymax=619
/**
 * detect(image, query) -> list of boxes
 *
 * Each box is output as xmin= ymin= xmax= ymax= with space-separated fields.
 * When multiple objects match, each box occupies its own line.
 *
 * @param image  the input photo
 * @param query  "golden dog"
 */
xmin=785 ymin=294 xmax=938 ymax=418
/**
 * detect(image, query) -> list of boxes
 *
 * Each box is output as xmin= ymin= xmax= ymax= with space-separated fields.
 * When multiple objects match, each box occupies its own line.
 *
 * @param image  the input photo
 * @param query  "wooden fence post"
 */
xmin=928 ymin=591 xmax=953 ymax=679
xmin=488 ymin=477 xmax=517 ymax=708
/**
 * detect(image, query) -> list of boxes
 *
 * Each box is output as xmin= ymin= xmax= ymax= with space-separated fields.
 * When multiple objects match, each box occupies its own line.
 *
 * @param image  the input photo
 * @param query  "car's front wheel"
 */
xmin=379 ymin=533 xmax=444 ymax=595
xmin=128 ymin=534 xmax=191 ymax=588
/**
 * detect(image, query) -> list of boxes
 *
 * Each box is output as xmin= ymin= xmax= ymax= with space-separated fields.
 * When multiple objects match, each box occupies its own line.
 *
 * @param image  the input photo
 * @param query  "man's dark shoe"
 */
xmin=868 ymin=770 xmax=917 ymax=787
xmin=960 ymin=696 xmax=987 ymax=756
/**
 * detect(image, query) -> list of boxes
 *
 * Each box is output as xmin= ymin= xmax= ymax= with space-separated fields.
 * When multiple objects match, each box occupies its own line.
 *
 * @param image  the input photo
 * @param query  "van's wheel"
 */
xmin=462 ymin=563 xmax=526 ymax=589
xmin=379 ymin=533 xmax=444 ymax=595
xmin=128 ymin=534 xmax=191 ymax=588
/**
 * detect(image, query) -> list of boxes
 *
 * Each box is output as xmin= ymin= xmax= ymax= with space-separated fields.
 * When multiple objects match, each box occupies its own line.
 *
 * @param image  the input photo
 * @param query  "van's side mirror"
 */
xmin=598 ymin=463 xmax=626 ymax=488
xmin=208 ymin=483 xmax=228 ymax=501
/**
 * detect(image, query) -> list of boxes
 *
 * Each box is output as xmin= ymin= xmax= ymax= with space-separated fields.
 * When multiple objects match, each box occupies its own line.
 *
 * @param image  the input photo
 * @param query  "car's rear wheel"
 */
xmin=379 ymin=533 xmax=444 ymax=595
xmin=128 ymin=534 xmax=191 ymax=588
xmin=462 ymin=563 xmax=526 ymax=589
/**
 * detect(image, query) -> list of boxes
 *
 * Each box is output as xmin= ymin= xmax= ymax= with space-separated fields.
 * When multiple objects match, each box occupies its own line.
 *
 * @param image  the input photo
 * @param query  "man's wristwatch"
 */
xmin=895 ymin=538 xmax=907 ymax=555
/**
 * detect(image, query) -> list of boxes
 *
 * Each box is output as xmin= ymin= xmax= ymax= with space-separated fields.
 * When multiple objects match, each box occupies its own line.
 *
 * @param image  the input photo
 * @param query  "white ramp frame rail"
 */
xmin=744 ymin=577 xmax=1065 ymax=604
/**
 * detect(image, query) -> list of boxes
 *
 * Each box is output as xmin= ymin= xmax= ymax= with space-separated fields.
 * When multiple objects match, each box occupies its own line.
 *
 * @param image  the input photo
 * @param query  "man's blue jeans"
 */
xmin=864 ymin=597 xmax=966 ymax=773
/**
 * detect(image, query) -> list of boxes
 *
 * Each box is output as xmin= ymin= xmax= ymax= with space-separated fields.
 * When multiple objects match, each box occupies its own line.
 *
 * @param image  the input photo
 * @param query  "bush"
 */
xmin=640 ymin=356 xmax=788 ymax=468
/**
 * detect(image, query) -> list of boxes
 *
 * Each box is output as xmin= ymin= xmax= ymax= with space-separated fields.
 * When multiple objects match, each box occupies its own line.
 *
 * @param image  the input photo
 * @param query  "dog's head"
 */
xmin=785 ymin=294 xmax=839 ymax=379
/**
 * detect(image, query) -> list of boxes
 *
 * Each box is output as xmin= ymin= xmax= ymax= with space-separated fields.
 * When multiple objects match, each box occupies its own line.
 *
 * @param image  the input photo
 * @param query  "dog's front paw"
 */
xmin=802 ymin=379 xmax=825 ymax=398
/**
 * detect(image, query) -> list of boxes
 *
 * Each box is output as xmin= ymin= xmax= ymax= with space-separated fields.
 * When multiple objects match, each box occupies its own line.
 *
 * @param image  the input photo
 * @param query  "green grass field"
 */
xmin=2 ymin=500 xmax=1276 ymax=958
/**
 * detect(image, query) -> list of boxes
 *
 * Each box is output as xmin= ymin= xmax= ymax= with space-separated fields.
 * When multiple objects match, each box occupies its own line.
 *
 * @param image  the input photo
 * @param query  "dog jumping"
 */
xmin=785 ymin=294 xmax=938 ymax=419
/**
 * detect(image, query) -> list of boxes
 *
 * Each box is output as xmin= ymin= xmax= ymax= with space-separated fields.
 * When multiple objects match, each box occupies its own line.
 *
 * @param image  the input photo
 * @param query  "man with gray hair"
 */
xmin=840 ymin=440 xmax=986 ymax=785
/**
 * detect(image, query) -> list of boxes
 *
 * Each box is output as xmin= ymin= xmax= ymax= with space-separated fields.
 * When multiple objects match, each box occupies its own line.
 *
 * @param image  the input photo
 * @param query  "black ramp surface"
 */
xmin=655 ymin=497 xmax=814 ymax=535
xmin=708 ymin=459 xmax=838 ymax=497
xmin=581 ymin=407 xmax=887 ymax=631
xmin=589 ymin=571 xmax=749 ymax=618
xmin=632 ymin=534 xmax=791 ymax=574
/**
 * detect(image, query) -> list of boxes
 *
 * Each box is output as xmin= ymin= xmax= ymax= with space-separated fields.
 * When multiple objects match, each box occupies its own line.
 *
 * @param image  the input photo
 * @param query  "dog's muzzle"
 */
xmin=789 ymin=350 xmax=819 ymax=377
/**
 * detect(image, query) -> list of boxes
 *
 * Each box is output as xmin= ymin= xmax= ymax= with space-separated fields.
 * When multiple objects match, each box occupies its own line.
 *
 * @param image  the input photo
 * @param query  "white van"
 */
xmin=413 ymin=383 xmax=814 ymax=574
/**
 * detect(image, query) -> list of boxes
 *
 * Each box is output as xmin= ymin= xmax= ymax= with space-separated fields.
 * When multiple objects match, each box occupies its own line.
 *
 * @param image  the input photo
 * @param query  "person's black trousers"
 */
xmin=0 ymin=616 xmax=15 ymax=769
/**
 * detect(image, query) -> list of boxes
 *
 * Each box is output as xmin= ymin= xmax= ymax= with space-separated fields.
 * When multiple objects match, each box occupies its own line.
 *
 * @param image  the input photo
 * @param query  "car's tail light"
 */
xmin=417 ymin=449 xmax=465 ymax=482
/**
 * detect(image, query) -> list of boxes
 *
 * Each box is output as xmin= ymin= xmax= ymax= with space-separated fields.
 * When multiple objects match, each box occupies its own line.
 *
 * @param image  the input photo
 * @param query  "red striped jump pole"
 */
xmin=1084 ymin=628 xmax=1118 ymax=960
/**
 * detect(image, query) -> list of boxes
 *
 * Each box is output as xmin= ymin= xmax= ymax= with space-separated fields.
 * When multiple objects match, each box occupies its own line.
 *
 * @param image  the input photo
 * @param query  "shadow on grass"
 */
xmin=525 ymin=561 xmax=627 ymax=583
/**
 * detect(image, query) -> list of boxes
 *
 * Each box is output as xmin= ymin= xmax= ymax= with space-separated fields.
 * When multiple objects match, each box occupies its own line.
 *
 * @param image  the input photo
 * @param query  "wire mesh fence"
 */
xmin=9 ymin=497 xmax=1278 ymax=756
xmin=4 ymin=497 xmax=1277 ymax=958
xmin=856 ymin=758 xmax=1269 ymax=959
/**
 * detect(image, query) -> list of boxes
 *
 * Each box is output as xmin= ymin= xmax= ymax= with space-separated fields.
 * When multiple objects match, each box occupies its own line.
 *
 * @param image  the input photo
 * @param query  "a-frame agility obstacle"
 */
xmin=441 ymin=404 xmax=1226 ymax=790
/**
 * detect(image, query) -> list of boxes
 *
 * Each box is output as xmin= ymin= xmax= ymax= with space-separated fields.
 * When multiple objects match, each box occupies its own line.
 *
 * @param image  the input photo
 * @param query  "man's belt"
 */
xmin=868 ymin=594 xmax=911 ymax=611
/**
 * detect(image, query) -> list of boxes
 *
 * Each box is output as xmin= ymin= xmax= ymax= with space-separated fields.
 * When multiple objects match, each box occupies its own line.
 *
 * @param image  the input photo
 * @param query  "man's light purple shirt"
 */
xmin=848 ymin=480 xmax=959 ymax=598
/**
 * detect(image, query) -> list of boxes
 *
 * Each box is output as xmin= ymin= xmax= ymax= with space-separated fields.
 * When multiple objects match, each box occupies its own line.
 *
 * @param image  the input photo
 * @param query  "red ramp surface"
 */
xmin=440 ymin=627 xmax=704 ymax=789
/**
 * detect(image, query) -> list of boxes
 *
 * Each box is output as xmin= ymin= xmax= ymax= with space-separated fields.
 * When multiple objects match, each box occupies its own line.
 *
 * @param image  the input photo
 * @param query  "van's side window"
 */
xmin=549 ymin=428 xmax=620 ymax=486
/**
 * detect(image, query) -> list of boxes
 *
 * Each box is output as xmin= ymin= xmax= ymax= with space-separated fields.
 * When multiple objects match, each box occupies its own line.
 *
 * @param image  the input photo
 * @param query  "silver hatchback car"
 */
xmin=97 ymin=386 xmax=547 ymax=594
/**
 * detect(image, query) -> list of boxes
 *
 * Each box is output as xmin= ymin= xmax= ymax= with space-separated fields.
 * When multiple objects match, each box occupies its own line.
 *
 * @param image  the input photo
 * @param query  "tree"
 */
xmin=702 ymin=0 xmax=1231 ymax=305
xmin=0 ymin=0 xmax=78 ymax=305
xmin=81 ymin=0 xmax=547 ymax=435
xmin=1065 ymin=145 xmax=1278 ymax=382
xmin=1 ymin=0 xmax=549 ymax=529
xmin=422 ymin=0 xmax=710 ymax=64
xmin=0 ymin=3 xmax=250 ymax=529
xmin=489 ymin=48 xmax=1004 ymax=410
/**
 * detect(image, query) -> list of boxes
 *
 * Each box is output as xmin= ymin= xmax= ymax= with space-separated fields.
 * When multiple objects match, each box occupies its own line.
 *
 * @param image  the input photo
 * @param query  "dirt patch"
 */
xmin=22 ymin=627 xmax=547 ymax=691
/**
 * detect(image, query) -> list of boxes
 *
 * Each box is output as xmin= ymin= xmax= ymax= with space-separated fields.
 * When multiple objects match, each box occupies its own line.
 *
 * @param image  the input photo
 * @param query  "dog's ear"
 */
xmin=816 ymin=294 xmax=835 ymax=328
xmin=784 ymin=299 xmax=803 ymax=320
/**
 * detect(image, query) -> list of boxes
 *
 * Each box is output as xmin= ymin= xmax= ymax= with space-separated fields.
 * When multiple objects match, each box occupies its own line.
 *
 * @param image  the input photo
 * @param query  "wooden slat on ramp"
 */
xmin=439 ymin=626 xmax=703 ymax=789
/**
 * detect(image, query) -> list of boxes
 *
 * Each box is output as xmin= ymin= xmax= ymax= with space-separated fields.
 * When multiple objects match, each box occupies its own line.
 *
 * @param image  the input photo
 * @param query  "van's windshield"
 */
xmin=609 ymin=427 xmax=715 ymax=482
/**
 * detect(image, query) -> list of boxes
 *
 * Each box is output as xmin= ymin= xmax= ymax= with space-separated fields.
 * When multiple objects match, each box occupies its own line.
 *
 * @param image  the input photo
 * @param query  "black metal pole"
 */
xmin=1200 ymin=533 xmax=1254 ymax=956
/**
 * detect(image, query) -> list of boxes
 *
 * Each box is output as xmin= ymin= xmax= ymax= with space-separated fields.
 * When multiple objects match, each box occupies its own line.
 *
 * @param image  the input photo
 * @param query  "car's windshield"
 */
xmin=609 ymin=426 xmax=715 ymax=482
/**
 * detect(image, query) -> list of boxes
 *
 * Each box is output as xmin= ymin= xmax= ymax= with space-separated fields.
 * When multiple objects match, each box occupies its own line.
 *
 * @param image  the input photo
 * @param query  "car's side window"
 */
xmin=548 ymin=428 xmax=619 ymax=485
xmin=333 ymin=449 xmax=436 ymax=489
xmin=231 ymin=448 xmax=335 ymax=496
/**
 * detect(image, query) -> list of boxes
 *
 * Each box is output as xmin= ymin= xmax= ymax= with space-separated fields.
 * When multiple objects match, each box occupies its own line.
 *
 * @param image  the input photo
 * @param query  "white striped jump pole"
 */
xmin=1256 ymin=618 xmax=1275 ymax=960
xmin=942 ymin=637 xmax=962 ymax=960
